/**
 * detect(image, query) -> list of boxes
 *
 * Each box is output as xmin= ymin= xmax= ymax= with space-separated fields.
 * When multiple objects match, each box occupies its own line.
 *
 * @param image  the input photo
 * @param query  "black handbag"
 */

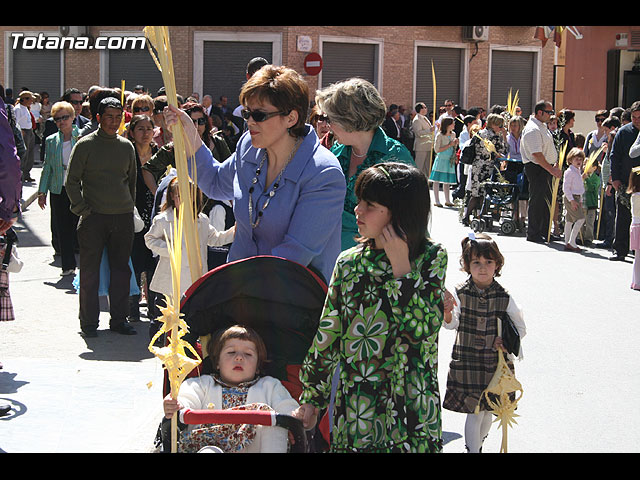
xmin=460 ymin=138 xmax=476 ymax=165
xmin=499 ymin=312 xmax=520 ymax=356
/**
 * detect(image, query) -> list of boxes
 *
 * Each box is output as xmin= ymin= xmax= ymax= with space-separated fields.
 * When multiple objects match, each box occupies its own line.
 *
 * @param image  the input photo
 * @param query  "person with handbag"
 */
xmin=442 ymin=232 xmax=526 ymax=453
xmin=462 ymin=114 xmax=508 ymax=225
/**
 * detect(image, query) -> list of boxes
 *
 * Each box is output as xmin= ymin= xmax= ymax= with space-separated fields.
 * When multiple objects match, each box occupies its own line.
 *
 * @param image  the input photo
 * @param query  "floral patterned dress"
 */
xmin=299 ymin=239 xmax=448 ymax=452
xmin=469 ymin=128 xmax=508 ymax=198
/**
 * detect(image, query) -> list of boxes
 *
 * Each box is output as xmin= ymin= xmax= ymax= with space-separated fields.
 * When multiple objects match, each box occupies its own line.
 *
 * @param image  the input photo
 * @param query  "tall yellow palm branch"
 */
xmin=143 ymin=25 xmax=203 ymax=453
xmin=547 ymin=141 xmax=568 ymax=242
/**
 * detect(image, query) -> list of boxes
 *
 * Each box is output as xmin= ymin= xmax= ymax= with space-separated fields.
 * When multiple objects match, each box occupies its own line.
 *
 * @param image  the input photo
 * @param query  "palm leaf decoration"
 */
xmin=546 ymin=141 xmax=568 ymax=242
xmin=143 ymin=25 xmax=203 ymax=453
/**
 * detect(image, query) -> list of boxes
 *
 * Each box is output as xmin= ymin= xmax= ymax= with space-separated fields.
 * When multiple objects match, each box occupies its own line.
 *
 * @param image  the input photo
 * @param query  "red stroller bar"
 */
xmin=181 ymin=409 xmax=307 ymax=453
xmin=182 ymin=408 xmax=276 ymax=426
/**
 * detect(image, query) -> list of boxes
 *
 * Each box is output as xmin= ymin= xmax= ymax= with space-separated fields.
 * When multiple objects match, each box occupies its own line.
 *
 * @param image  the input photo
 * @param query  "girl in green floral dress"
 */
xmin=296 ymin=162 xmax=448 ymax=452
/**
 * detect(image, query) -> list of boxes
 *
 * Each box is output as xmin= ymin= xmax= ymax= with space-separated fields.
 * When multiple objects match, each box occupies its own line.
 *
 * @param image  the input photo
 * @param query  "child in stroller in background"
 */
xmin=163 ymin=325 xmax=303 ymax=453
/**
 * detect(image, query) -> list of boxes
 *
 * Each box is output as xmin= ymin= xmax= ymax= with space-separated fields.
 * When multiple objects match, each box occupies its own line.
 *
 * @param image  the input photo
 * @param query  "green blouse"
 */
xmin=332 ymin=127 xmax=415 ymax=250
xmin=300 ymin=239 xmax=447 ymax=452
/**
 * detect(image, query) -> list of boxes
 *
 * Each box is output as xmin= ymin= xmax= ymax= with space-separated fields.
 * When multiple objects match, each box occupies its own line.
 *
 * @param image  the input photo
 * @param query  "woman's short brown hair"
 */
xmin=460 ymin=233 xmax=505 ymax=277
xmin=207 ymin=325 xmax=268 ymax=374
xmin=239 ymin=65 xmax=309 ymax=138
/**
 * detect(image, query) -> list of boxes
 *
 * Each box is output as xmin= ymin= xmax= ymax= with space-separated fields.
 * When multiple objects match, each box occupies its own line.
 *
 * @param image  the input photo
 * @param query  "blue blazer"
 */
xmin=194 ymin=124 xmax=346 ymax=283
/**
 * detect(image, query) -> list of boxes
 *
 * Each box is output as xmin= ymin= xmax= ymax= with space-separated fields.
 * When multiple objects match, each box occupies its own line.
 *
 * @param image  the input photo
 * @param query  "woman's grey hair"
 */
xmin=315 ymin=78 xmax=387 ymax=133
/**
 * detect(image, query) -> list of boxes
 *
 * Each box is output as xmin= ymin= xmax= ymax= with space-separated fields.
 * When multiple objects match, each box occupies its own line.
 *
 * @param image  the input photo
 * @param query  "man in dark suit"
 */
xmin=382 ymin=104 xmax=401 ymax=141
xmin=609 ymin=101 xmax=640 ymax=261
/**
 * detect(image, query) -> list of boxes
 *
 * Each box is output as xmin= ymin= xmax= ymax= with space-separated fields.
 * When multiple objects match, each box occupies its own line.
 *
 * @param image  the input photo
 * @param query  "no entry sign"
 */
xmin=304 ymin=52 xmax=323 ymax=76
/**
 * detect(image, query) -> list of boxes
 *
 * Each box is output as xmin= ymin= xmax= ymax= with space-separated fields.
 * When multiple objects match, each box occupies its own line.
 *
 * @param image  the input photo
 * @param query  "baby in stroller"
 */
xmin=163 ymin=325 xmax=302 ymax=453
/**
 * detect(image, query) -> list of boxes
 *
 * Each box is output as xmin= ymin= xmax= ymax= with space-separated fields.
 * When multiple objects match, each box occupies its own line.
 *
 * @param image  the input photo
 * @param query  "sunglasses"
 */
xmin=53 ymin=115 xmax=71 ymax=122
xmin=133 ymin=106 xmax=150 ymax=113
xmin=241 ymin=109 xmax=287 ymax=122
xmin=192 ymin=117 xmax=207 ymax=125
xmin=315 ymin=114 xmax=329 ymax=123
xmin=595 ymin=117 xmax=606 ymax=122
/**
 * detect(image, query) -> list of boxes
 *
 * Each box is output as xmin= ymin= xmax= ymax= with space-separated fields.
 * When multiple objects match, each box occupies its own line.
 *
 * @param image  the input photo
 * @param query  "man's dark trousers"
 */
xmin=613 ymin=195 xmax=631 ymax=257
xmin=77 ymin=212 xmax=134 ymax=332
xmin=524 ymin=162 xmax=552 ymax=241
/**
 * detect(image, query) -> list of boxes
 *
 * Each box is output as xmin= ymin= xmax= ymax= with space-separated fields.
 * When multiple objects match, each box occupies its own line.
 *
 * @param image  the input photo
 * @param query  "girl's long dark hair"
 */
xmin=354 ymin=162 xmax=431 ymax=260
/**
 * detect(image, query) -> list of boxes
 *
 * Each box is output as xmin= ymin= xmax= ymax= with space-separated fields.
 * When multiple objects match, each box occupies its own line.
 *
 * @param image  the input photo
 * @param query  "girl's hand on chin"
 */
xmin=377 ymin=224 xmax=411 ymax=277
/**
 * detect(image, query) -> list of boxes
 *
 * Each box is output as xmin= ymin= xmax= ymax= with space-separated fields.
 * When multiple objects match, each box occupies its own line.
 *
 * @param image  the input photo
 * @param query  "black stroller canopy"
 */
xmin=179 ymin=256 xmax=327 ymax=381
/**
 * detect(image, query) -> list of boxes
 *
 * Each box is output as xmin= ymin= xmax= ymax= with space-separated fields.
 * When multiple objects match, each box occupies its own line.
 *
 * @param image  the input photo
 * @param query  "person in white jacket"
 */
xmin=163 ymin=325 xmax=302 ymax=452
xmin=144 ymin=177 xmax=235 ymax=299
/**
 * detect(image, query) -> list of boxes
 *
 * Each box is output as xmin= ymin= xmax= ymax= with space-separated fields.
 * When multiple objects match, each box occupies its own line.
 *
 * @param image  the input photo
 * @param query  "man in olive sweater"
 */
xmin=66 ymin=97 xmax=137 ymax=337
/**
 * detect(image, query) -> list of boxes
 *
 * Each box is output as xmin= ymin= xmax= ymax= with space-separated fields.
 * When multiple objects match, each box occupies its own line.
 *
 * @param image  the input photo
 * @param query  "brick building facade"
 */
xmin=2 ymin=26 xmax=555 ymax=117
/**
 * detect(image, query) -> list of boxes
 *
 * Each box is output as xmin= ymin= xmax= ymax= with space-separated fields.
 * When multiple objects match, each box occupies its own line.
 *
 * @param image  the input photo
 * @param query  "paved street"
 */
xmin=1 ymin=164 xmax=638 ymax=453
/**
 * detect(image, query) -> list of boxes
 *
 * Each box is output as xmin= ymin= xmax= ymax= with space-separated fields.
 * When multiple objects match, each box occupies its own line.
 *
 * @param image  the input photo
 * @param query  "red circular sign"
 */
xmin=304 ymin=53 xmax=323 ymax=76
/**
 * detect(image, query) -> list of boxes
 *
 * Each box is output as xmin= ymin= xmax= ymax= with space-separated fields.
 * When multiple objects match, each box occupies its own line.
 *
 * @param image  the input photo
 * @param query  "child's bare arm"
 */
xmin=443 ymin=289 xmax=456 ymax=324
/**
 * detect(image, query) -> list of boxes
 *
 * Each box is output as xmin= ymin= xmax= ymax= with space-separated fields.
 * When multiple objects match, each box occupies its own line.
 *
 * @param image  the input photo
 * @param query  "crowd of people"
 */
xmin=389 ymin=96 xmax=640 ymax=289
xmin=0 ymin=56 xmax=638 ymax=451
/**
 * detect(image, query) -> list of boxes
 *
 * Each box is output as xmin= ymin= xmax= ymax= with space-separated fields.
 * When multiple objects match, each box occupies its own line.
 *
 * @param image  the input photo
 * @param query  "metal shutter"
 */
xmin=321 ymin=42 xmax=377 ymax=88
xmin=416 ymin=46 xmax=463 ymax=116
xmin=12 ymin=48 xmax=61 ymax=98
xmin=490 ymin=50 xmax=535 ymax=117
xmin=108 ymin=48 xmax=164 ymax=96
xmin=202 ymin=41 xmax=272 ymax=108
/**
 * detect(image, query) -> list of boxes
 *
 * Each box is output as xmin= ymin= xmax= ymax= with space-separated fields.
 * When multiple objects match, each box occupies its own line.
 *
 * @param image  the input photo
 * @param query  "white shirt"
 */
xmin=563 ymin=164 xmax=585 ymax=198
xmin=13 ymin=103 xmax=33 ymax=130
xmin=521 ymin=115 xmax=557 ymax=166
xmin=62 ymin=140 xmax=73 ymax=183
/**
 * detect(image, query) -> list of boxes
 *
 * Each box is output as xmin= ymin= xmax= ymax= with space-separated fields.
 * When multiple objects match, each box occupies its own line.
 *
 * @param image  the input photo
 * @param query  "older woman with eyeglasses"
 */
xmin=131 ymin=94 xmax=154 ymax=118
xmin=164 ymin=65 xmax=345 ymax=283
xmin=314 ymin=77 xmax=415 ymax=250
xmin=37 ymin=101 xmax=80 ymax=276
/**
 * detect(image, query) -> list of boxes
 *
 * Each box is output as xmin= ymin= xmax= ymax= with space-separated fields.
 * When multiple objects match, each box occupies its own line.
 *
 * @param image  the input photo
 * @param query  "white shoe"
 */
xmin=61 ymin=269 xmax=75 ymax=276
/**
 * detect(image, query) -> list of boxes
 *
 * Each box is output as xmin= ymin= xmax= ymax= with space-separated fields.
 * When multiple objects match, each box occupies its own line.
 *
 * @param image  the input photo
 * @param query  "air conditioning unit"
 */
xmin=463 ymin=26 xmax=489 ymax=42
xmin=59 ymin=26 xmax=88 ymax=37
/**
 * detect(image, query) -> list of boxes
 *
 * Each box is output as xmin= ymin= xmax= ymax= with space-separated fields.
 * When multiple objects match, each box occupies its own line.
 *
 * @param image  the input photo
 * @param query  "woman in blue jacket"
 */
xmin=164 ymin=66 xmax=345 ymax=284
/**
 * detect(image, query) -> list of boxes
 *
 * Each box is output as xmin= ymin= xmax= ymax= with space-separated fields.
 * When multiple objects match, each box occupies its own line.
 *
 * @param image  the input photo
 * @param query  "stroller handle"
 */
xmin=182 ymin=409 xmax=307 ymax=453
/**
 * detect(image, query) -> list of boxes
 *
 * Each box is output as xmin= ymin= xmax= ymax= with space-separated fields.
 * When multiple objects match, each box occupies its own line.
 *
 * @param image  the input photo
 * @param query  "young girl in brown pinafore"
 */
xmin=442 ymin=232 xmax=526 ymax=453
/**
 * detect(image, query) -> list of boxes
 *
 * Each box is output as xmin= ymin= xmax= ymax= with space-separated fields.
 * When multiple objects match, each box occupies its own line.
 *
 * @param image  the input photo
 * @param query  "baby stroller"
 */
xmin=155 ymin=255 xmax=328 ymax=453
xmin=470 ymin=181 xmax=520 ymax=235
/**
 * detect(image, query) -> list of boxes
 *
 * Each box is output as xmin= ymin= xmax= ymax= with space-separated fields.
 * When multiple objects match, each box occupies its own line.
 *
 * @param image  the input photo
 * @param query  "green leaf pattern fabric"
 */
xmin=300 ymin=240 xmax=447 ymax=452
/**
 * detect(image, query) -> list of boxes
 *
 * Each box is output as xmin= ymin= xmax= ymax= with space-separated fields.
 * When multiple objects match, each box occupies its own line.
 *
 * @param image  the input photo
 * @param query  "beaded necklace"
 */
xmin=248 ymin=138 xmax=301 ymax=228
